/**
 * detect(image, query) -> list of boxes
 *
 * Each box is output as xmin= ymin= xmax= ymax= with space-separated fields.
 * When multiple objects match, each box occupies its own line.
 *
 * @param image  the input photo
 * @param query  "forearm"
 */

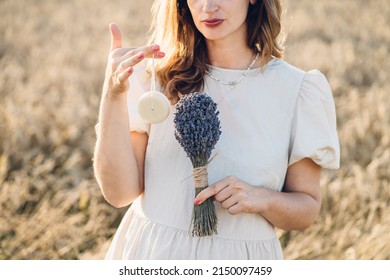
xmin=195 ymin=161 xmax=322 ymax=230
xmin=93 ymin=93 xmax=142 ymax=207
xmin=256 ymin=187 xmax=321 ymax=231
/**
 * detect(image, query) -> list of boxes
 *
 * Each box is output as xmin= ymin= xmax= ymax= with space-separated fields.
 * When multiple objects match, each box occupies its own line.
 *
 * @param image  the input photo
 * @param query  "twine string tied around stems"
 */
xmin=180 ymin=153 xmax=218 ymax=184
xmin=193 ymin=166 xmax=208 ymax=189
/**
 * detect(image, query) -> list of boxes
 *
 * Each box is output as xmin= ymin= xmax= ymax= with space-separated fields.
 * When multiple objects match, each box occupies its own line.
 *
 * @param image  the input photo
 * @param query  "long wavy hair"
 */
xmin=147 ymin=0 xmax=284 ymax=103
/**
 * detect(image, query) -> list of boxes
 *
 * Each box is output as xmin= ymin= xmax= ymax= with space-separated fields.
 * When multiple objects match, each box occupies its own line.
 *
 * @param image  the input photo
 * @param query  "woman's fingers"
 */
xmin=112 ymin=46 xmax=165 ymax=76
xmin=117 ymin=52 xmax=145 ymax=72
xmin=194 ymin=176 xmax=256 ymax=215
xmin=116 ymin=67 xmax=134 ymax=85
xmin=109 ymin=23 xmax=122 ymax=51
xmin=220 ymin=195 xmax=238 ymax=210
xmin=105 ymin=23 xmax=165 ymax=96
xmin=195 ymin=177 xmax=231 ymax=205
xmin=121 ymin=45 xmax=165 ymax=61
xmin=195 ymin=180 xmax=243 ymax=215
xmin=214 ymin=186 xmax=233 ymax=203
xmin=225 ymin=203 xmax=243 ymax=215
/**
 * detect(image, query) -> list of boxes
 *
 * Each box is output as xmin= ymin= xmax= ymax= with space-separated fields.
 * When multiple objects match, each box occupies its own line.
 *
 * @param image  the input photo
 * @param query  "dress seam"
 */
xmin=130 ymin=208 xmax=278 ymax=243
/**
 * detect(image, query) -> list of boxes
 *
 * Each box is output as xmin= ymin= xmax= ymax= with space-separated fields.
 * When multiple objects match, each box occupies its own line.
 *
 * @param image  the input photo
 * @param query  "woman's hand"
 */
xmin=103 ymin=23 xmax=165 ymax=98
xmin=194 ymin=176 xmax=268 ymax=215
xmin=194 ymin=158 xmax=322 ymax=231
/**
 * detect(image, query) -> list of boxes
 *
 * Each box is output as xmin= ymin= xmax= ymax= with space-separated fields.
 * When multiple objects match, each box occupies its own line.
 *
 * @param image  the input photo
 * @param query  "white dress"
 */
xmin=104 ymin=58 xmax=340 ymax=260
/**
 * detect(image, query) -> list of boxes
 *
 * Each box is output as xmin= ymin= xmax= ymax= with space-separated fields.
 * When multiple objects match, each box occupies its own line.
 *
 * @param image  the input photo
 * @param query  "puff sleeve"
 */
xmin=126 ymin=64 xmax=150 ymax=134
xmin=288 ymin=70 xmax=340 ymax=169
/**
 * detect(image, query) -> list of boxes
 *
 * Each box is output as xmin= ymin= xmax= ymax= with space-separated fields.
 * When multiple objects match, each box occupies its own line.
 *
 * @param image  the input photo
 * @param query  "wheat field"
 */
xmin=0 ymin=0 xmax=389 ymax=260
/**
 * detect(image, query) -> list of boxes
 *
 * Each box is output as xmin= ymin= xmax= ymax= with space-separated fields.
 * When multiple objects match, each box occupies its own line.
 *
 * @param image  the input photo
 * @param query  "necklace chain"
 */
xmin=206 ymin=53 xmax=259 ymax=89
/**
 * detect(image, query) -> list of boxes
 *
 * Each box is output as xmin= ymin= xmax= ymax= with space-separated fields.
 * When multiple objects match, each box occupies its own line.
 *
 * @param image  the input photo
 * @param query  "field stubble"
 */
xmin=0 ymin=0 xmax=389 ymax=259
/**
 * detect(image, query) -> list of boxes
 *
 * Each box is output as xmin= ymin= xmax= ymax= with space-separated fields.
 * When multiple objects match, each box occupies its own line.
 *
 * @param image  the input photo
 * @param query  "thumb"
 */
xmin=109 ymin=23 xmax=122 ymax=51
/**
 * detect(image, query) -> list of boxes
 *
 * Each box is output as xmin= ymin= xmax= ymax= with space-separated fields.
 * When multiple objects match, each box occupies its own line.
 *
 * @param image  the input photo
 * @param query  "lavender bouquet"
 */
xmin=174 ymin=92 xmax=222 ymax=237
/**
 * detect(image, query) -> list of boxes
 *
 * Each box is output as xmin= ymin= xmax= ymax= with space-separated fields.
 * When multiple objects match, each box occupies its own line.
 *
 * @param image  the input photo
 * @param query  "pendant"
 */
xmin=228 ymin=82 xmax=236 ymax=89
xmin=137 ymin=53 xmax=170 ymax=124
xmin=138 ymin=90 xmax=170 ymax=124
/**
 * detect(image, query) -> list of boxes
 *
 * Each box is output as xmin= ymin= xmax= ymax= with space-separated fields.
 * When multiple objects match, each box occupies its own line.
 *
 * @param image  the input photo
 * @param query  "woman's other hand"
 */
xmin=194 ymin=158 xmax=322 ymax=230
xmin=194 ymin=176 xmax=268 ymax=215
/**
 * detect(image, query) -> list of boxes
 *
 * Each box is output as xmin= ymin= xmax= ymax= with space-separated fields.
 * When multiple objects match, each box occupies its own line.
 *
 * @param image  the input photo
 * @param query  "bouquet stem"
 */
xmin=192 ymin=166 xmax=218 ymax=237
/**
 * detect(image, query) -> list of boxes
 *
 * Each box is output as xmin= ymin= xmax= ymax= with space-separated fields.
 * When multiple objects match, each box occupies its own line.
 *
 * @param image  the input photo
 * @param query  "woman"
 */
xmin=94 ymin=0 xmax=340 ymax=259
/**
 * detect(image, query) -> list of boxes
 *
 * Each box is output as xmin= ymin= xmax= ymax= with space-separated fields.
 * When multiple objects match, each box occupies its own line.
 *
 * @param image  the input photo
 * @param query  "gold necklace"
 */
xmin=206 ymin=53 xmax=259 ymax=89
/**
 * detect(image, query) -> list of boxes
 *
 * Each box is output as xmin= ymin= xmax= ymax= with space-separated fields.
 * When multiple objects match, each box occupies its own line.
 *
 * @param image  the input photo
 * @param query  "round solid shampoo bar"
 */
xmin=138 ymin=91 xmax=170 ymax=124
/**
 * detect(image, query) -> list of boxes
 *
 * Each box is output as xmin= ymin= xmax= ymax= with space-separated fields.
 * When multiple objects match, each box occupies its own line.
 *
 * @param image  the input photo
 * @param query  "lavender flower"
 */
xmin=174 ymin=92 xmax=221 ymax=168
xmin=174 ymin=92 xmax=222 ymax=237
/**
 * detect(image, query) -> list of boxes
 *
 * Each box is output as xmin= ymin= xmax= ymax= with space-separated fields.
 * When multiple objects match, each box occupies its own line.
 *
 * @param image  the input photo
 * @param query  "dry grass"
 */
xmin=0 ymin=0 xmax=389 ymax=259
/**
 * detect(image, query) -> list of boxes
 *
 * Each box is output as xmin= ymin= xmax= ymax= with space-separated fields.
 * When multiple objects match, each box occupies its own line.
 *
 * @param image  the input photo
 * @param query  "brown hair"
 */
xmin=148 ymin=0 xmax=284 ymax=103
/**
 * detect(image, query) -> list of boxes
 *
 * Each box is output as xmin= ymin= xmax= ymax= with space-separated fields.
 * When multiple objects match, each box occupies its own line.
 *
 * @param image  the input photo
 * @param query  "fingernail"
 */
xmin=157 ymin=52 xmax=165 ymax=58
xmin=194 ymin=198 xmax=201 ymax=205
xmin=137 ymin=52 xmax=144 ymax=59
xmin=151 ymin=44 xmax=160 ymax=51
xmin=127 ymin=67 xmax=133 ymax=74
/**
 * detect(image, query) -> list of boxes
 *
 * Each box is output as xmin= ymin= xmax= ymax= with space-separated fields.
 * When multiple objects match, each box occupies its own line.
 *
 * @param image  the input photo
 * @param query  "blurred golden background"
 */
xmin=0 ymin=0 xmax=389 ymax=259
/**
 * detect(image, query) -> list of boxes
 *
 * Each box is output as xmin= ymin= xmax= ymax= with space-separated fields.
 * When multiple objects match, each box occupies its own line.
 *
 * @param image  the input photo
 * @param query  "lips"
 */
xmin=202 ymin=19 xmax=224 ymax=27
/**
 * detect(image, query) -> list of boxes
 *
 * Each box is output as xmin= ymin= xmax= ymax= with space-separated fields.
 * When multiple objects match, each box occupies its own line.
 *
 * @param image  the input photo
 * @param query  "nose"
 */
xmin=202 ymin=0 xmax=219 ymax=13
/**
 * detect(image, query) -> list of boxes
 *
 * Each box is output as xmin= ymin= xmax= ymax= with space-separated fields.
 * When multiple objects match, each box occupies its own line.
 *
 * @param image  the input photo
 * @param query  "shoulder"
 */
xmin=267 ymin=59 xmax=306 ymax=81
xmin=267 ymin=59 xmax=331 ymax=98
xmin=268 ymin=59 xmax=329 ymax=82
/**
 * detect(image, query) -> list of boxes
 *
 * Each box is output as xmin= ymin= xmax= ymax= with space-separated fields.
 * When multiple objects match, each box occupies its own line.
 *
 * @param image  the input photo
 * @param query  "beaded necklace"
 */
xmin=206 ymin=53 xmax=259 ymax=89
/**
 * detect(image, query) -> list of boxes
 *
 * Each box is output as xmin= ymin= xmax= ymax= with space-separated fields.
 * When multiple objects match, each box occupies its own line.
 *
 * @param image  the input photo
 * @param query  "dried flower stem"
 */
xmin=192 ymin=165 xmax=218 ymax=237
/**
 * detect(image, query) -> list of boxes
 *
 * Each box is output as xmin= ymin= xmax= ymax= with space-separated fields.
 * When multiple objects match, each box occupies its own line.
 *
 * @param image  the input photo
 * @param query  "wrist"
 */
xmin=101 ymin=83 xmax=128 ymax=103
xmin=253 ymin=186 xmax=273 ymax=216
xmin=102 ymin=79 xmax=129 ymax=100
xmin=99 ymin=89 xmax=129 ymax=122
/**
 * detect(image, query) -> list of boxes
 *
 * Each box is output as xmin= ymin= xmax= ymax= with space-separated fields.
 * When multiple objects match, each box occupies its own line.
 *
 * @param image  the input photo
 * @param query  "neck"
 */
xmin=206 ymin=42 xmax=256 ymax=70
